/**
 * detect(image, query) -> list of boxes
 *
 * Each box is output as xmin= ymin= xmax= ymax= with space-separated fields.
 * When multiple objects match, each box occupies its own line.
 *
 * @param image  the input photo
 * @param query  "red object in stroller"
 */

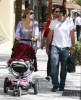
xmin=3 ymin=40 xmax=39 ymax=96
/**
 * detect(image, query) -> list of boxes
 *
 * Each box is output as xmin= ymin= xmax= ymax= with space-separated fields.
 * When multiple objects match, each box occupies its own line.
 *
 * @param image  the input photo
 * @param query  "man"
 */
xmin=46 ymin=6 xmax=75 ymax=92
xmin=66 ymin=13 xmax=73 ymax=22
xmin=75 ymin=13 xmax=81 ymax=41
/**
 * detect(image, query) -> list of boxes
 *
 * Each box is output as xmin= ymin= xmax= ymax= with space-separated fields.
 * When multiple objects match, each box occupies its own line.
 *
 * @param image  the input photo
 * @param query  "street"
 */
xmin=0 ymin=49 xmax=81 ymax=100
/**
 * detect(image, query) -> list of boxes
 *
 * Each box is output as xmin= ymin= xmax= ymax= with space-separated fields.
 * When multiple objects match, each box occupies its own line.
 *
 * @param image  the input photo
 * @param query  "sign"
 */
xmin=52 ymin=0 xmax=63 ymax=5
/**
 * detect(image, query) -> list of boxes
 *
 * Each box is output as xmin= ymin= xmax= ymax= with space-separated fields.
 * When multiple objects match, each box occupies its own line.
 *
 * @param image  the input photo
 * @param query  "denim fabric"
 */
xmin=50 ymin=46 xmax=70 ymax=87
xmin=76 ymin=25 xmax=81 ymax=41
xmin=47 ymin=45 xmax=51 ymax=76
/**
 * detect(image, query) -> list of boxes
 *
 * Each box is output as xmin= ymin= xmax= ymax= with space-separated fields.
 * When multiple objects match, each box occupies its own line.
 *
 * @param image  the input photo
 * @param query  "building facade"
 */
xmin=0 ymin=0 xmax=65 ymax=53
xmin=0 ymin=0 xmax=15 ymax=53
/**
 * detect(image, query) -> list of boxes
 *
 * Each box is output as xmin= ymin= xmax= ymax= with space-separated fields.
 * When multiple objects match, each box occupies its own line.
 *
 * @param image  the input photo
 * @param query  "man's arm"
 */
xmin=46 ymin=29 xmax=54 ymax=46
xmin=46 ymin=29 xmax=54 ymax=55
xmin=70 ymin=29 xmax=75 ymax=54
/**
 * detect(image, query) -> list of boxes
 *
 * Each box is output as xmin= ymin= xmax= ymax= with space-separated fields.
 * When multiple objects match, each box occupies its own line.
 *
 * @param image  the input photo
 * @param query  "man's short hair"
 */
xmin=59 ymin=6 xmax=66 ymax=16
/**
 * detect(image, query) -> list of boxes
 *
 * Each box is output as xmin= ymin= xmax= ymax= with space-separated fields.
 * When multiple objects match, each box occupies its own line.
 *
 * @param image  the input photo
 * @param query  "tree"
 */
xmin=75 ymin=0 xmax=81 ymax=6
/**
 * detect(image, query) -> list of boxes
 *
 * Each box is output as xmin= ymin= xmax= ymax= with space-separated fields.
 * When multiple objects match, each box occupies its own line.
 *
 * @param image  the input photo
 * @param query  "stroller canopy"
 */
xmin=7 ymin=43 xmax=37 ymax=71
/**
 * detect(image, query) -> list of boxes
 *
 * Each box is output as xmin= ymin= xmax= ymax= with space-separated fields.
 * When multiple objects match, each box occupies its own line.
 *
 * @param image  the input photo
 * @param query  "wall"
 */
xmin=0 ymin=0 xmax=15 ymax=54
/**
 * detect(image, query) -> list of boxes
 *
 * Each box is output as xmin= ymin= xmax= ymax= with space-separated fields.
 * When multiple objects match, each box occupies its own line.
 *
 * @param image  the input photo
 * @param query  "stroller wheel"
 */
xmin=18 ymin=87 xmax=21 ymax=96
xmin=13 ymin=87 xmax=16 ymax=96
xmin=33 ymin=79 xmax=39 ymax=94
xmin=4 ymin=77 xmax=9 ymax=93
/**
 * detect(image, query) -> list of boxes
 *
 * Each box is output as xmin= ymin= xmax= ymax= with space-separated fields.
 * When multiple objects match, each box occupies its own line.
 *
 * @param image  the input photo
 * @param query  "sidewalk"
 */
xmin=36 ymin=49 xmax=81 ymax=96
xmin=0 ymin=48 xmax=81 ymax=100
xmin=36 ymin=33 xmax=80 ymax=97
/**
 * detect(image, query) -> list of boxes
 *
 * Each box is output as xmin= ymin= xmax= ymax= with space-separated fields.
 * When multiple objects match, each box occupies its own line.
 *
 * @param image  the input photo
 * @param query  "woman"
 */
xmin=41 ymin=6 xmax=60 ymax=81
xmin=14 ymin=7 xmax=39 ymax=72
xmin=15 ymin=7 xmax=39 ymax=53
xmin=41 ymin=14 xmax=51 ymax=81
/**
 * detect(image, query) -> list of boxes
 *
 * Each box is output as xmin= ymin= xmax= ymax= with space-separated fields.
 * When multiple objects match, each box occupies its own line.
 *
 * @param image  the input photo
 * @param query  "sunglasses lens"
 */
xmin=30 ymin=12 xmax=34 ymax=15
xmin=56 ymin=11 xmax=60 ymax=13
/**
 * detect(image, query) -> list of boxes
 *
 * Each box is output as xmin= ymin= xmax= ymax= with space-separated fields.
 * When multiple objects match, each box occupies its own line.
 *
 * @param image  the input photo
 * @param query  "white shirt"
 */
xmin=49 ymin=18 xmax=75 ymax=48
xmin=66 ymin=16 xmax=73 ymax=22
xmin=75 ymin=16 xmax=81 ymax=25
xmin=66 ymin=17 xmax=76 ymax=29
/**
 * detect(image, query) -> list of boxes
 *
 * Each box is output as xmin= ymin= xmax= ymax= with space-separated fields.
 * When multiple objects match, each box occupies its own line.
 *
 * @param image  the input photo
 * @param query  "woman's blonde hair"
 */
xmin=22 ymin=7 xmax=34 ymax=18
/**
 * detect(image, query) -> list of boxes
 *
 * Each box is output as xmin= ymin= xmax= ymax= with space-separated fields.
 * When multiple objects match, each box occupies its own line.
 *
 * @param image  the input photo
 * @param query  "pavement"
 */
xmin=0 ymin=47 xmax=81 ymax=100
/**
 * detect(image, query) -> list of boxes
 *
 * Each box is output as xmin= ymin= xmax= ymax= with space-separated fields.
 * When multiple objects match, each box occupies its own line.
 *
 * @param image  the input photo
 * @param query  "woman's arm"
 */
xmin=32 ymin=21 xmax=39 ymax=41
xmin=41 ymin=20 xmax=51 ymax=49
xmin=15 ymin=21 xmax=22 ymax=41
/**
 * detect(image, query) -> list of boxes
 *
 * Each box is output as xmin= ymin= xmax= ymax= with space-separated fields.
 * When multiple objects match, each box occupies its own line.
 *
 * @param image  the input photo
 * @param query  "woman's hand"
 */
xmin=15 ymin=37 xmax=21 ymax=41
xmin=41 ymin=41 xmax=45 ymax=49
xmin=31 ymin=38 xmax=37 ymax=42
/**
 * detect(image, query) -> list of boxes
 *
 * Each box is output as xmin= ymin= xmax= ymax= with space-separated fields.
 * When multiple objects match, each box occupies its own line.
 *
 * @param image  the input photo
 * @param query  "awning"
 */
xmin=52 ymin=0 xmax=63 ymax=5
xmin=66 ymin=2 xmax=81 ymax=10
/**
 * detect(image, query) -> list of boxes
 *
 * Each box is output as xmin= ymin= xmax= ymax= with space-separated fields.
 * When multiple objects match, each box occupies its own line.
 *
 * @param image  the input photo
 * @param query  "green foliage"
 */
xmin=75 ymin=41 xmax=81 ymax=65
xmin=75 ymin=0 xmax=81 ymax=6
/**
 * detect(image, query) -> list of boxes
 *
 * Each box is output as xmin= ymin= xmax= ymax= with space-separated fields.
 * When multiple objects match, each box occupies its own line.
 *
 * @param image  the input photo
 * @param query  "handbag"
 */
xmin=66 ymin=53 xmax=76 ymax=73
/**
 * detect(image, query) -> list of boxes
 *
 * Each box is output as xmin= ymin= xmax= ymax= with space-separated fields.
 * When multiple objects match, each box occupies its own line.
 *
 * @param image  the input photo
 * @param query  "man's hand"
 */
xmin=70 ymin=47 xmax=75 ymax=55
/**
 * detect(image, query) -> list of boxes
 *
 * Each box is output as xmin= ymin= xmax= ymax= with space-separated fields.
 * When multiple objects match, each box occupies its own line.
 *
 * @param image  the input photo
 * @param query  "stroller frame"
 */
xmin=3 ymin=41 xmax=39 ymax=96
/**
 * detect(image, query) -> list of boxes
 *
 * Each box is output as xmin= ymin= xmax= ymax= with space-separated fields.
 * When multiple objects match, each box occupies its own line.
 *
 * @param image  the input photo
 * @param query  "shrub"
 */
xmin=75 ymin=41 xmax=81 ymax=65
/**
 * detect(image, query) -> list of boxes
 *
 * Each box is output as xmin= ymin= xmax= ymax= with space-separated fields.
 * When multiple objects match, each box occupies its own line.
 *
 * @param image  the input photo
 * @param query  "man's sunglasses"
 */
xmin=55 ymin=11 xmax=60 ymax=13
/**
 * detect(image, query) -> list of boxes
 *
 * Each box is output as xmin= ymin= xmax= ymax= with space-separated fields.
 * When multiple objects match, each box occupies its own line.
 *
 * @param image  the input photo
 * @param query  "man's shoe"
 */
xmin=51 ymin=86 xmax=58 ymax=92
xmin=45 ymin=76 xmax=51 ymax=81
xmin=59 ymin=86 xmax=64 ymax=91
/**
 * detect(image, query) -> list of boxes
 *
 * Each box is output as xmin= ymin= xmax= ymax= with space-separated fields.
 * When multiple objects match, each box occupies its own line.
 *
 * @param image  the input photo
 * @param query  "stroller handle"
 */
xmin=21 ymin=39 xmax=32 ymax=42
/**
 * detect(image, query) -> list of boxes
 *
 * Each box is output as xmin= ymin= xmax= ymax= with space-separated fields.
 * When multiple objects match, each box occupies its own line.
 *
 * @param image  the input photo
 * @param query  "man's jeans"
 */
xmin=50 ymin=46 xmax=70 ymax=87
xmin=76 ymin=25 xmax=81 ymax=41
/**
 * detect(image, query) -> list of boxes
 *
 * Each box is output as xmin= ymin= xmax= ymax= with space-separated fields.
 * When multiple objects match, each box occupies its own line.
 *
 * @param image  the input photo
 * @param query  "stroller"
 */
xmin=3 ymin=40 xmax=39 ymax=96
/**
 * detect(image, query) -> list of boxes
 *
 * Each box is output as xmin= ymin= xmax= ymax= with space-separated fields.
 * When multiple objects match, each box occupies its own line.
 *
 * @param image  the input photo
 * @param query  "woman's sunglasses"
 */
xmin=29 ymin=12 xmax=34 ymax=15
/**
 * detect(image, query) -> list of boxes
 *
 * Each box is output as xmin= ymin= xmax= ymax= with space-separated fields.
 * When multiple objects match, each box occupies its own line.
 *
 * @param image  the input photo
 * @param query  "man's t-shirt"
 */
xmin=49 ymin=18 xmax=75 ymax=48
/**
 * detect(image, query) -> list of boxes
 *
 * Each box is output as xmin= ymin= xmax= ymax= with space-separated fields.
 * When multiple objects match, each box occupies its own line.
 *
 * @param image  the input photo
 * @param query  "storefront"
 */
xmin=23 ymin=0 xmax=48 ymax=22
xmin=0 ymin=0 xmax=65 ymax=53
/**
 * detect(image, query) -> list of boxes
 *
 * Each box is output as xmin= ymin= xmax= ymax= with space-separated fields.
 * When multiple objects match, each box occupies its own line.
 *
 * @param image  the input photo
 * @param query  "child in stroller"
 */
xmin=3 ymin=40 xmax=39 ymax=96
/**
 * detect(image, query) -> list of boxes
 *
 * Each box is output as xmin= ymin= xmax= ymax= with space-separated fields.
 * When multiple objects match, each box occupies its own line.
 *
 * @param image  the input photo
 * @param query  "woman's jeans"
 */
xmin=50 ymin=46 xmax=70 ymax=87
